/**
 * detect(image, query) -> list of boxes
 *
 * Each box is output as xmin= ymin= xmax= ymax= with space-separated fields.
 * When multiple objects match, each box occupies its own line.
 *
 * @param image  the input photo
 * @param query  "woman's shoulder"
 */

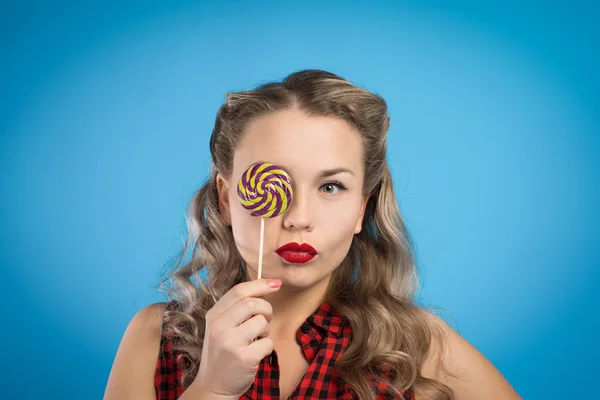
xmin=104 ymin=302 xmax=170 ymax=399
xmin=137 ymin=301 xmax=170 ymax=320
xmin=420 ymin=311 xmax=522 ymax=400
xmin=125 ymin=302 xmax=170 ymax=341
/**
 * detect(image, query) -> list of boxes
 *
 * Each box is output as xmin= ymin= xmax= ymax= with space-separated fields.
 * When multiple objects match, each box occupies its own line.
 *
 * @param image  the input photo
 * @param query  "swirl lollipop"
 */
xmin=237 ymin=162 xmax=293 ymax=279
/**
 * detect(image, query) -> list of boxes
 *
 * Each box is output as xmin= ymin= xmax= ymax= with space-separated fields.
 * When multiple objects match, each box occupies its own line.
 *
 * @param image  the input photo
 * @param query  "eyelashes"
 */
xmin=320 ymin=180 xmax=347 ymax=194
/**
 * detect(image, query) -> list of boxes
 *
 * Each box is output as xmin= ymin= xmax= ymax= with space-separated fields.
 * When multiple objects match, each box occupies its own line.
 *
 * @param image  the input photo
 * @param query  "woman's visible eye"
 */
xmin=320 ymin=181 xmax=347 ymax=195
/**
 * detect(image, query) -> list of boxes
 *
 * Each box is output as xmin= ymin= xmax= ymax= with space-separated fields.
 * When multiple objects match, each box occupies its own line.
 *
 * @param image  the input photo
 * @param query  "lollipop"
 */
xmin=237 ymin=162 xmax=293 ymax=279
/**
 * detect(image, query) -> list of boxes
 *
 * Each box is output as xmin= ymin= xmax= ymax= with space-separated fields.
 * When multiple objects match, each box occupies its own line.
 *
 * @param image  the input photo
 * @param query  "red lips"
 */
xmin=275 ymin=242 xmax=317 ymax=264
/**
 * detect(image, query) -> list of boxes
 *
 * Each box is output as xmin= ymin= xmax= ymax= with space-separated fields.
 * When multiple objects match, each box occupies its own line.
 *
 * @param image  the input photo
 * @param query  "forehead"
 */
xmin=234 ymin=109 xmax=364 ymax=178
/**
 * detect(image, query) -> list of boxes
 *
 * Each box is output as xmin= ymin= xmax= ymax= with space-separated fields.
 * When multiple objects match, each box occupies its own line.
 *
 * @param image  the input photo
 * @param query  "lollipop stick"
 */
xmin=257 ymin=218 xmax=265 ymax=280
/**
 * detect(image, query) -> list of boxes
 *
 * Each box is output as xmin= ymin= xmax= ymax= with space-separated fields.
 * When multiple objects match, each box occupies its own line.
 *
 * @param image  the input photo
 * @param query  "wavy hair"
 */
xmin=158 ymin=69 xmax=455 ymax=399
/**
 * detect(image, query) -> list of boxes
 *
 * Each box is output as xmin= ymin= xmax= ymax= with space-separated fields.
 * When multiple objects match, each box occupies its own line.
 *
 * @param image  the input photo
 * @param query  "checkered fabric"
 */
xmin=155 ymin=301 xmax=415 ymax=399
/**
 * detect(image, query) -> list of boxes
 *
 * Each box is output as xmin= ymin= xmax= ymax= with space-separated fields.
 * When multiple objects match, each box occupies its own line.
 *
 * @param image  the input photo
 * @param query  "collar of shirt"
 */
xmin=304 ymin=301 xmax=347 ymax=335
xmin=291 ymin=301 xmax=348 ymax=364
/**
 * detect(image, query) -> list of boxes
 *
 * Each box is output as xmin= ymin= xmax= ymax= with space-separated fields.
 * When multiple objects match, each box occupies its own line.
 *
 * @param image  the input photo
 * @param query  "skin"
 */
xmin=216 ymin=108 xmax=368 ymax=342
xmin=104 ymin=108 xmax=522 ymax=399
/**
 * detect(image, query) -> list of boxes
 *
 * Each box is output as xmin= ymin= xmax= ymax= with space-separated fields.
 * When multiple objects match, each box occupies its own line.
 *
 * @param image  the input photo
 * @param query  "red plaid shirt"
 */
xmin=155 ymin=301 xmax=415 ymax=399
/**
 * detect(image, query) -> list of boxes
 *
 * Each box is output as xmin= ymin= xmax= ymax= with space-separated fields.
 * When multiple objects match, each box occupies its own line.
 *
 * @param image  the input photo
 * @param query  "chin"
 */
xmin=276 ymin=267 xmax=332 ymax=288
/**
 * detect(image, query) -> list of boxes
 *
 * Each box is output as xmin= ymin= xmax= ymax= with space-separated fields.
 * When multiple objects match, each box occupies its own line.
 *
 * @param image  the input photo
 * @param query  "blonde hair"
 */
xmin=159 ymin=69 xmax=454 ymax=399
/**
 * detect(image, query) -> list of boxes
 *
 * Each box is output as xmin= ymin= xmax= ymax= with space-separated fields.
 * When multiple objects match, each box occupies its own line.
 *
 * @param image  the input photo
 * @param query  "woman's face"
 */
xmin=217 ymin=108 xmax=368 ymax=288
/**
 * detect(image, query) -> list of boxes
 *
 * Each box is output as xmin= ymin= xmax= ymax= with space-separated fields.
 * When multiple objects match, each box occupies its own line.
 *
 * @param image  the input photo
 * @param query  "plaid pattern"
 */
xmin=155 ymin=301 xmax=415 ymax=399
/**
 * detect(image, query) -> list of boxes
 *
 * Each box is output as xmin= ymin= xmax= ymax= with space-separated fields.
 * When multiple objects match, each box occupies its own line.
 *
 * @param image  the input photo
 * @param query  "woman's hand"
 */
xmin=188 ymin=278 xmax=282 ymax=398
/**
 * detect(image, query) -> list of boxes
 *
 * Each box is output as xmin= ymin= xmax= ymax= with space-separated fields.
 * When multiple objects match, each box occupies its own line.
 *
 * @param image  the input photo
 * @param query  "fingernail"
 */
xmin=268 ymin=279 xmax=282 ymax=288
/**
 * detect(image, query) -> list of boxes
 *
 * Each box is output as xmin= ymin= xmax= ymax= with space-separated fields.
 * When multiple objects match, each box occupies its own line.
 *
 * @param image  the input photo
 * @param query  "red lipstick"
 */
xmin=275 ymin=242 xmax=317 ymax=264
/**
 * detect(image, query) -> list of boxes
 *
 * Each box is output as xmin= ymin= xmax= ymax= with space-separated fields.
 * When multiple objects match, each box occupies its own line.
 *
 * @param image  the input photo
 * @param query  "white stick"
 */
xmin=252 ymin=219 xmax=266 ymax=343
xmin=257 ymin=218 xmax=265 ymax=280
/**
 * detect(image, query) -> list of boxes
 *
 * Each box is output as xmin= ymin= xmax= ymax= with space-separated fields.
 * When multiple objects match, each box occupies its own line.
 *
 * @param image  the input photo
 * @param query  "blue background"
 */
xmin=1 ymin=1 xmax=598 ymax=398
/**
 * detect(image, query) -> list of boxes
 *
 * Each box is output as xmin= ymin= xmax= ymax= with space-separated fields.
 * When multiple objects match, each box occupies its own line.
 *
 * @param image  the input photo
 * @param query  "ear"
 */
xmin=354 ymin=195 xmax=369 ymax=234
xmin=216 ymin=173 xmax=232 ymax=226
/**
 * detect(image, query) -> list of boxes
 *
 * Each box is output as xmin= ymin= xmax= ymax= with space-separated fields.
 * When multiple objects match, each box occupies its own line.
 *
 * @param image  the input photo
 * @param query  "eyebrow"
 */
xmin=254 ymin=161 xmax=355 ymax=179
xmin=317 ymin=168 xmax=355 ymax=178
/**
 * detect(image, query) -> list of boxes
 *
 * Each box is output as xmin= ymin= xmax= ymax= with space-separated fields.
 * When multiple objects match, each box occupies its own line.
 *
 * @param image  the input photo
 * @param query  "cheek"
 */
xmin=229 ymin=202 xmax=280 ymax=266
xmin=230 ymin=205 xmax=258 ymax=245
xmin=316 ymin=199 xmax=361 ymax=248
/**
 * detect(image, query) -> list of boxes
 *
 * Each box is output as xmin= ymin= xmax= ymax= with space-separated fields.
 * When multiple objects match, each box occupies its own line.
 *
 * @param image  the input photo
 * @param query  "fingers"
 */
xmin=207 ymin=279 xmax=281 ymax=320
xmin=234 ymin=313 xmax=272 ymax=344
xmin=242 ymin=336 xmax=275 ymax=365
xmin=230 ymin=296 xmax=274 ymax=325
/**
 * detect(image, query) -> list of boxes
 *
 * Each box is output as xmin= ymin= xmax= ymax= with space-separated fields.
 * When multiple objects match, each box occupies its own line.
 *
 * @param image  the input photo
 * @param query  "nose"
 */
xmin=282 ymin=186 xmax=313 ymax=231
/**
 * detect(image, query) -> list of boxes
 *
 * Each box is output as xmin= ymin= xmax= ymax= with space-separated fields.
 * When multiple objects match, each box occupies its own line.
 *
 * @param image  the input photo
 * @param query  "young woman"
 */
xmin=104 ymin=69 xmax=522 ymax=400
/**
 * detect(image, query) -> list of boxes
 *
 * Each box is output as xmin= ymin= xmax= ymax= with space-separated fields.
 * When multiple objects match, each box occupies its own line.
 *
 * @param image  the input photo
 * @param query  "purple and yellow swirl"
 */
xmin=237 ymin=162 xmax=293 ymax=218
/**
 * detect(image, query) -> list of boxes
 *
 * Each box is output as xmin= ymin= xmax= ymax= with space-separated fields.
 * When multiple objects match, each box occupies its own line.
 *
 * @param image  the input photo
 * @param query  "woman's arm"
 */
xmin=421 ymin=314 xmax=522 ymax=400
xmin=104 ymin=302 xmax=167 ymax=400
xmin=103 ymin=301 xmax=260 ymax=400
